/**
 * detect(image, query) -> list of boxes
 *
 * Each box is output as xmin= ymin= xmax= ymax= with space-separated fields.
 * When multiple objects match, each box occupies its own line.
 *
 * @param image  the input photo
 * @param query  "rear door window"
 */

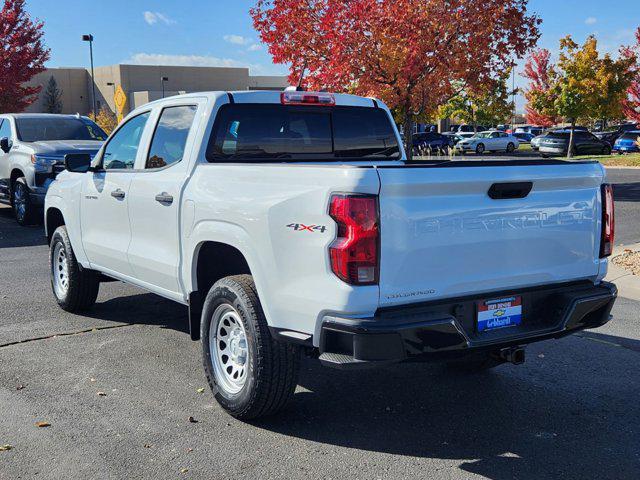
xmin=207 ymin=104 xmax=399 ymax=161
xmin=146 ymin=105 xmax=197 ymax=169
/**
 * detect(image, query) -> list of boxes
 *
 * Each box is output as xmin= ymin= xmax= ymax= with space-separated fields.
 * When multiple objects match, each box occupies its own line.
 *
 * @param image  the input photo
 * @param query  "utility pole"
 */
xmin=82 ymin=34 xmax=96 ymax=119
xmin=161 ymin=76 xmax=169 ymax=98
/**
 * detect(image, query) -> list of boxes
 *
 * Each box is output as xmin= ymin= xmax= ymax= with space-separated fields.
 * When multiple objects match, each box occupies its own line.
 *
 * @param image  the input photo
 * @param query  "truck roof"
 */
xmin=139 ymin=90 xmax=383 ymax=110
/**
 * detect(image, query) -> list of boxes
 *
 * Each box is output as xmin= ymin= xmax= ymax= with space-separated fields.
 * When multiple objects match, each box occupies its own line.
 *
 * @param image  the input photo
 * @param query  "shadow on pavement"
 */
xmin=252 ymin=331 xmax=640 ymax=480
xmin=86 ymin=292 xmax=189 ymax=334
xmin=0 ymin=206 xmax=47 ymax=249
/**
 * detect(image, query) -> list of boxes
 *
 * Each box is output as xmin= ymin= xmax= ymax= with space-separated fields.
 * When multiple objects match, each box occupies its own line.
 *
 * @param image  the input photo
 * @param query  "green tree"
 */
xmin=43 ymin=76 xmax=63 ymax=113
xmin=530 ymin=35 xmax=635 ymax=158
xmin=440 ymin=71 xmax=515 ymax=131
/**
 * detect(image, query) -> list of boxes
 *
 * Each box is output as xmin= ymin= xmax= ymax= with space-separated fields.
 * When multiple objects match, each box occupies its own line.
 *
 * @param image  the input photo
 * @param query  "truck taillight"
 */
xmin=329 ymin=194 xmax=379 ymax=285
xmin=281 ymin=91 xmax=335 ymax=106
xmin=600 ymin=184 xmax=615 ymax=258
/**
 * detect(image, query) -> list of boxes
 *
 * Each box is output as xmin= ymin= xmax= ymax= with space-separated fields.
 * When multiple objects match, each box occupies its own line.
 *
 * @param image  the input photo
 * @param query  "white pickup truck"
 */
xmin=45 ymin=90 xmax=617 ymax=419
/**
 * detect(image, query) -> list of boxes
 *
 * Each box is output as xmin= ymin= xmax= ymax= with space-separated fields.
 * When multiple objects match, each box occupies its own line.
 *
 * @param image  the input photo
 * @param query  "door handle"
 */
xmin=111 ymin=189 xmax=125 ymax=199
xmin=155 ymin=192 xmax=173 ymax=205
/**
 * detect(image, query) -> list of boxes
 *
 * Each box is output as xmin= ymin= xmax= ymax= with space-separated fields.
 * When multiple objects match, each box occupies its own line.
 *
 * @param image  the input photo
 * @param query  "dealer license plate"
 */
xmin=477 ymin=296 xmax=522 ymax=333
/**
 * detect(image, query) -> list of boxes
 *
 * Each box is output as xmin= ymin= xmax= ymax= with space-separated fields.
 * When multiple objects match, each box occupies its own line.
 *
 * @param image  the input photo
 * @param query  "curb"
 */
xmin=605 ymin=242 xmax=640 ymax=301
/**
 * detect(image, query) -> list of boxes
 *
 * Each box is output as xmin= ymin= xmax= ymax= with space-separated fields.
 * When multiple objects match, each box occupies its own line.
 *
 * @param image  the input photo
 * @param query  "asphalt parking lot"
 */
xmin=1 ymin=167 xmax=640 ymax=479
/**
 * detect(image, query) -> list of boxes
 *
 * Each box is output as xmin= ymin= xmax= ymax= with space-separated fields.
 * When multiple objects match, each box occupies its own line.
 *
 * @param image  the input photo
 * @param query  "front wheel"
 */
xmin=50 ymin=226 xmax=100 ymax=312
xmin=475 ymin=143 xmax=485 ymax=155
xmin=201 ymin=275 xmax=300 ymax=420
xmin=12 ymin=178 xmax=37 ymax=226
xmin=601 ymin=145 xmax=611 ymax=155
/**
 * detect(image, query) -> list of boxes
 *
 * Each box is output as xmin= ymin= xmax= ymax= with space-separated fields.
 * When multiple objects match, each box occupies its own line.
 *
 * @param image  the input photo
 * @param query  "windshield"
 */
xmin=16 ymin=117 xmax=107 ymax=142
xmin=207 ymin=104 xmax=400 ymax=161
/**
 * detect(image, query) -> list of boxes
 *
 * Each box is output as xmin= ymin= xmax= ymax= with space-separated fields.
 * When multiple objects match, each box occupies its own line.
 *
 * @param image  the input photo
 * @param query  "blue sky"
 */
xmin=27 ymin=0 xmax=639 ymax=111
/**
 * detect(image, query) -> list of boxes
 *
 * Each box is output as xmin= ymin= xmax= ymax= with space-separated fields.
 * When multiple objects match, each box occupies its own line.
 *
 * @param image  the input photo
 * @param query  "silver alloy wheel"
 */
xmin=476 ymin=143 xmax=485 ymax=154
xmin=210 ymin=304 xmax=249 ymax=395
xmin=52 ymin=242 xmax=69 ymax=299
xmin=13 ymin=183 xmax=26 ymax=220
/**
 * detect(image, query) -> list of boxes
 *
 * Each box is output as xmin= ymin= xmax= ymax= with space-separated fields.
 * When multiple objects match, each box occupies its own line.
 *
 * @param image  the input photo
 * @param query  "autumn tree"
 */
xmin=440 ymin=70 xmax=515 ymax=131
xmin=0 ymin=0 xmax=49 ymax=112
xmin=43 ymin=76 xmax=62 ymax=113
xmin=621 ymin=28 xmax=640 ymax=123
xmin=529 ymin=35 xmax=636 ymax=157
xmin=522 ymin=49 xmax=558 ymax=127
xmin=251 ymin=0 xmax=540 ymax=159
xmin=93 ymin=106 xmax=117 ymax=134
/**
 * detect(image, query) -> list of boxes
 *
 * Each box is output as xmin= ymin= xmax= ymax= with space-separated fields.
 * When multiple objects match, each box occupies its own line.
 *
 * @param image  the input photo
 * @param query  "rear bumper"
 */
xmin=319 ymin=281 xmax=617 ymax=369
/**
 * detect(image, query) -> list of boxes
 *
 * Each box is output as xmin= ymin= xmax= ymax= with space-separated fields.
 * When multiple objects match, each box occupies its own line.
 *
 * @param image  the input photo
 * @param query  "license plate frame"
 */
xmin=476 ymin=296 xmax=522 ymax=333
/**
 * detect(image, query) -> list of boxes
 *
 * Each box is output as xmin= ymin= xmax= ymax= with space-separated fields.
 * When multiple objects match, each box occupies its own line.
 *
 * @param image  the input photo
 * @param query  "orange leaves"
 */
xmin=251 ymin=0 xmax=541 ymax=117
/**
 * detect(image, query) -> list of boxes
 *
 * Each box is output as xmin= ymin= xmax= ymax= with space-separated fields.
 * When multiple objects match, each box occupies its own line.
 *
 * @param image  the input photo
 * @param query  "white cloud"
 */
xmin=247 ymin=43 xmax=263 ymax=52
xmin=143 ymin=11 xmax=175 ymax=26
xmin=585 ymin=17 xmax=597 ymax=25
xmin=124 ymin=53 xmax=247 ymax=68
xmin=223 ymin=34 xmax=253 ymax=46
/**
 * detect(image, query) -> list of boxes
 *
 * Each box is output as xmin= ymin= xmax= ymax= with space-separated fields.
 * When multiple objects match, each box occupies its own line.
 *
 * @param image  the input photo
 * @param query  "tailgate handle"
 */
xmin=488 ymin=182 xmax=533 ymax=200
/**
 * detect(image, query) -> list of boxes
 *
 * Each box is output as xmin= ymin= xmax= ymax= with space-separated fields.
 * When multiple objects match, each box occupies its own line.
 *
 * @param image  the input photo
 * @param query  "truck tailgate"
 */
xmin=377 ymin=162 xmax=604 ymax=307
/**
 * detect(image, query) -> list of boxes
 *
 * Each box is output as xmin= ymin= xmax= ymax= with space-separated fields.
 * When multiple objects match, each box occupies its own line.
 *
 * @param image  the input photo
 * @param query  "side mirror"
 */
xmin=64 ymin=153 xmax=92 ymax=173
xmin=0 ymin=137 xmax=11 ymax=153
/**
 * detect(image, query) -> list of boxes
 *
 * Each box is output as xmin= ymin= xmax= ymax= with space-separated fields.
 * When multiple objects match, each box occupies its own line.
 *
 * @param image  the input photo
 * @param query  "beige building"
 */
xmin=24 ymin=64 xmax=289 ymax=116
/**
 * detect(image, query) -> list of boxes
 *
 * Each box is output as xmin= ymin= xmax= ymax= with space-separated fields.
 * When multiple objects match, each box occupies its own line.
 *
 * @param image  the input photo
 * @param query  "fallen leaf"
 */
xmin=96 ymin=392 xmax=107 ymax=397
xmin=188 ymin=416 xmax=198 ymax=423
xmin=186 ymin=448 xmax=193 ymax=453
xmin=35 ymin=421 xmax=50 ymax=428
xmin=16 ymin=384 xmax=24 ymax=391
xmin=180 ymin=468 xmax=189 ymax=474
xmin=196 ymin=388 xmax=205 ymax=394
xmin=0 ymin=444 xmax=12 ymax=451
xmin=89 ymin=378 xmax=96 ymax=383
xmin=143 ymin=444 xmax=152 ymax=449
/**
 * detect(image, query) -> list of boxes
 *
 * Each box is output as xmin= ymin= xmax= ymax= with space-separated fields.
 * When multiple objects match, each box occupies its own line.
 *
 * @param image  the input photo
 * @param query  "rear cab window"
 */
xmin=207 ymin=104 xmax=400 ymax=162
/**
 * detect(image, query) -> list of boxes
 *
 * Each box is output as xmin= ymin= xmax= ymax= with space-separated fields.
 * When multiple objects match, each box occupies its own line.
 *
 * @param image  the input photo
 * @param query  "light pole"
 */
xmin=106 ymin=82 xmax=116 ymax=117
xmin=161 ymin=76 xmax=168 ymax=98
xmin=82 ymin=34 xmax=96 ymax=119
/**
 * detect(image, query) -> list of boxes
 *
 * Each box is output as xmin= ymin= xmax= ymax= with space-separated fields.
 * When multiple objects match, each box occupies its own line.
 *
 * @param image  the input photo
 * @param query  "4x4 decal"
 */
xmin=286 ymin=223 xmax=327 ymax=233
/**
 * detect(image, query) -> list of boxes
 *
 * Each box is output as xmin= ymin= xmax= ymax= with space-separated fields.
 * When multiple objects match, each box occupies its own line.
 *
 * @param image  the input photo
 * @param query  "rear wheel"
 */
xmin=201 ymin=275 xmax=300 ymax=419
xmin=49 ymin=226 xmax=100 ymax=312
xmin=601 ymin=145 xmax=611 ymax=155
xmin=506 ymin=142 xmax=515 ymax=153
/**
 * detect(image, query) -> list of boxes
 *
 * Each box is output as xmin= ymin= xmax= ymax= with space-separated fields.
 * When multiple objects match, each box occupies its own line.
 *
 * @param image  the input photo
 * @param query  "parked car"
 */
xmin=538 ymin=130 xmax=612 ymax=157
xmin=45 ymin=90 xmax=617 ymax=419
xmin=0 ymin=114 xmax=106 ymax=225
xmin=613 ymin=130 xmax=640 ymax=154
xmin=456 ymin=124 xmax=490 ymax=133
xmin=514 ymin=125 xmax=544 ymax=136
xmin=594 ymin=123 xmax=638 ymax=146
xmin=412 ymin=131 xmax=452 ymax=155
xmin=456 ymin=130 xmax=520 ymax=154
xmin=513 ymin=132 xmax=535 ymax=143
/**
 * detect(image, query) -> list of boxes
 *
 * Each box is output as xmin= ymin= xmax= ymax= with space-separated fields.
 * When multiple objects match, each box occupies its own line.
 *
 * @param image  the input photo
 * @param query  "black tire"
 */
xmin=475 ymin=143 xmax=485 ymax=154
xmin=11 ymin=178 xmax=38 ymax=226
xmin=49 ymin=226 xmax=100 ymax=312
xmin=445 ymin=351 xmax=504 ymax=373
xmin=601 ymin=145 xmax=611 ymax=155
xmin=201 ymin=274 xmax=300 ymax=420
xmin=506 ymin=142 xmax=515 ymax=153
